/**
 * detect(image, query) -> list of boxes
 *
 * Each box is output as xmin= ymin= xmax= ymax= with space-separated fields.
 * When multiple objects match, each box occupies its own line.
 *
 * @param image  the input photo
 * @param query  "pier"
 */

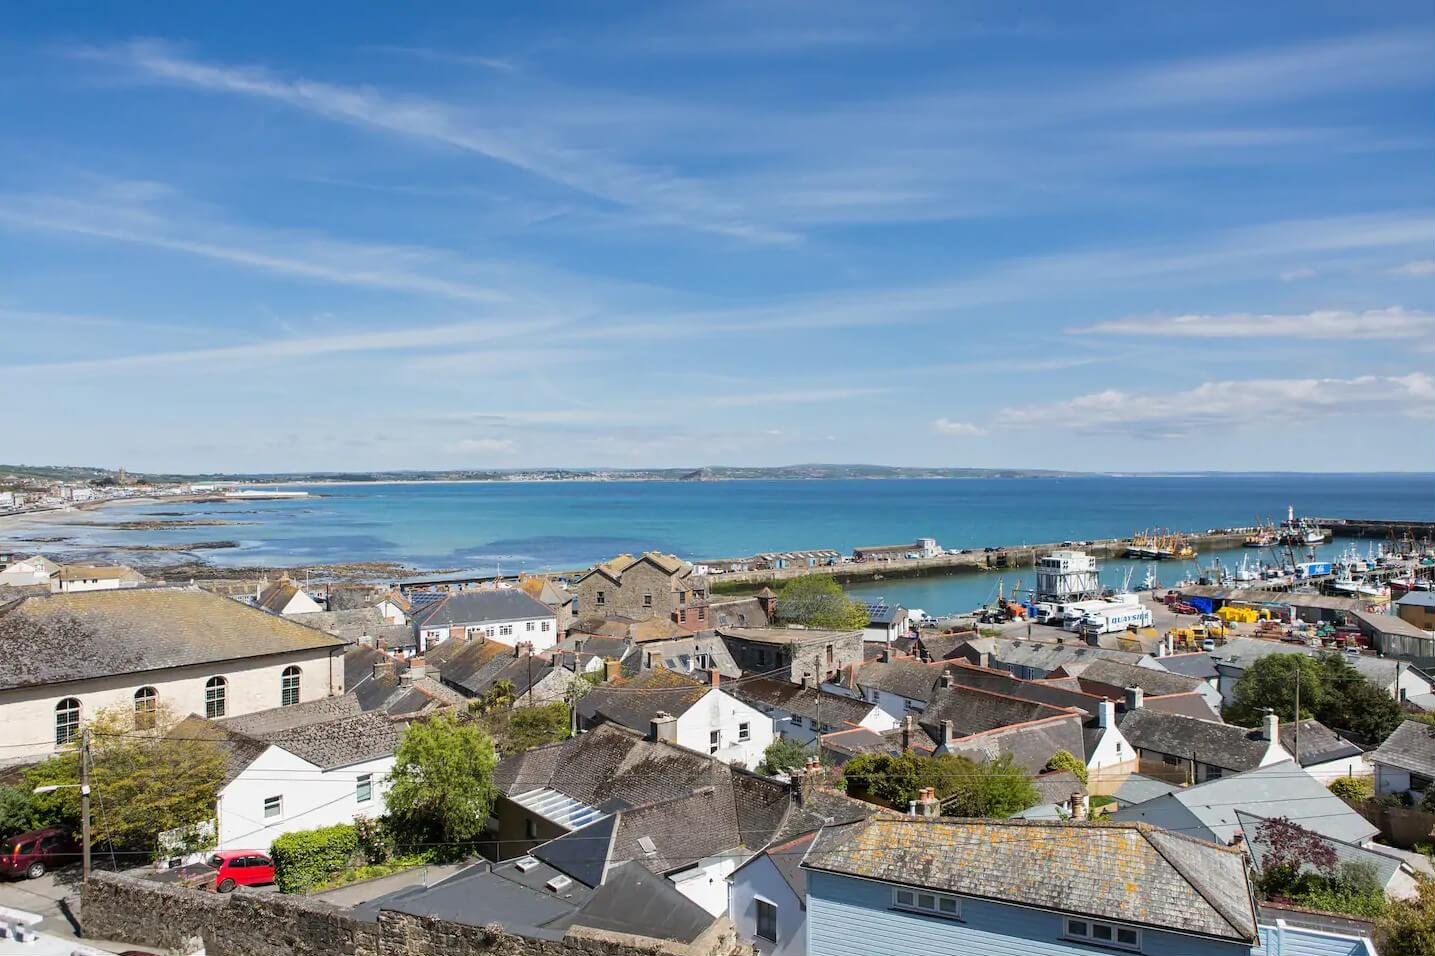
xmin=1312 ymin=517 xmax=1435 ymax=539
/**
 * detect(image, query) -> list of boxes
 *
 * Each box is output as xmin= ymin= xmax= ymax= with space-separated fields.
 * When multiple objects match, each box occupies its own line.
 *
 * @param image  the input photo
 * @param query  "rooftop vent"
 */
xmin=546 ymin=874 xmax=573 ymax=893
xmin=637 ymin=836 xmax=658 ymax=855
xmin=513 ymin=856 xmax=540 ymax=872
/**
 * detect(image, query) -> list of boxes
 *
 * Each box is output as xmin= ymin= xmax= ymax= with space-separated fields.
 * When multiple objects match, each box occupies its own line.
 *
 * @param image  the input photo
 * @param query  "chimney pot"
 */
xmin=942 ymin=719 xmax=956 ymax=748
xmin=878 ymin=649 xmax=890 ymax=663
xmin=1123 ymin=686 xmax=1144 ymax=711
xmin=650 ymin=712 xmax=678 ymax=744
xmin=1071 ymin=792 xmax=1087 ymax=821
xmin=900 ymin=714 xmax=914 ymax=753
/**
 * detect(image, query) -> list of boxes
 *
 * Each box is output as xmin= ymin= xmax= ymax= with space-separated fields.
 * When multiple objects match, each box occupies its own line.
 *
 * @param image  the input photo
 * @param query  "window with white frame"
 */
xmin=526 ymin=621 xmax=535 ymax=632
xmin=709 ymin=730 xmax=720 ymax=754
xmin=892 ymin=887 xmax=960 ymax=919
xmin=738 ymin=722 xmax=751 ymax=741
xmin=541 ymin=621 xmax=551 ymax=631
xmin=1064 ymin=917 xmax=1140 ymax=950
xmin=280 ymin=665 xmax=301 ymax=707
xmin=55 ymin=698 xmax=81 ymax=745
xmin=754 ymin=898 xmax=778 ymax=942
xmin=500 ymin=624 xmax=513 ymax=637
xmin=205 ymin=676 xmax=228 ymax=718
xmin=264 ymin=795 xmax=283 ymax=819
xmin=356 ymin=773 xmax=373 ymax=803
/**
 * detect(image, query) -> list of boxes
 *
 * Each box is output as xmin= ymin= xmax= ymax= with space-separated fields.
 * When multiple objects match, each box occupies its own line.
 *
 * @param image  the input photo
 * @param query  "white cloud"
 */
xmin=931 ymin=419 xmax=987 ymax=437
xmin=1068 ymin=306 xmax=1434 ymax=340
xmin=1389 ymin=260 xmax=1435 ymax=277
xmin=992 ymin=373 xmax=1435 ymax=439
xmin=1279 ymin=267 xmax=1317 ymax=281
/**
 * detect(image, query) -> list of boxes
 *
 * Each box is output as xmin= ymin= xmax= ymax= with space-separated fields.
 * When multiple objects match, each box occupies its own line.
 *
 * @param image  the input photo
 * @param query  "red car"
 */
xmin=2 ymin=827 xmax=81 ymax=880
xmin=206 ymin=850 xmax=276 ymax=893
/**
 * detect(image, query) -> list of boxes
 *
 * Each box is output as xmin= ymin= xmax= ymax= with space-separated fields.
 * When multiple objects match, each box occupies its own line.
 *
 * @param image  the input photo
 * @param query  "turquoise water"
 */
xmin=2 ymin=475 xmax=1430 ymax=606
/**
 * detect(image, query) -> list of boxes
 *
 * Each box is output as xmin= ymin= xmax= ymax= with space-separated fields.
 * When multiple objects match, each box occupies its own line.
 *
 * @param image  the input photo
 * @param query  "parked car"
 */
xmin=1201 ymin=638 xmax=1217 ymax=652
xmin=207 ymin=850 xmax=276 ymax=893
xmin=1 ymin=827 xmax=80 ymax=880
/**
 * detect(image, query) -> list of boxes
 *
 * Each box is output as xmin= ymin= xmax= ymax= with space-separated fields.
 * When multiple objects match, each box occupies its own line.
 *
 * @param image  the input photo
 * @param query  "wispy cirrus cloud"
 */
xmin=987 ymin=373 xmax=1434 ymax=439
xmin=90 ymin=40 xmax=796 ymax=244
xmin=1068 ymin=306 xmax=1435 ymax=340
xmin=1389 ymin=259 xmax=1435 ymax=277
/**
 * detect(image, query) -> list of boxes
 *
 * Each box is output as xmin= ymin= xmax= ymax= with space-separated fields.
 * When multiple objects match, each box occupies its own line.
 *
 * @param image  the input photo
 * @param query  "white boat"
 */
xmin=1331 ymin=567 xmax=1387 ymax=598
xmin=1278 ymin=506 xmax=1328 ymax=545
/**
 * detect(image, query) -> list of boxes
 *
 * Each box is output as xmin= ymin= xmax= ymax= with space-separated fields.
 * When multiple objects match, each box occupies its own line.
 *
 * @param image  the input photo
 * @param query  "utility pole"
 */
xmin=1293 ymin=668 xmax=1300 ymax=767
xmin=80 ymin=727 xmax=92 ymax=883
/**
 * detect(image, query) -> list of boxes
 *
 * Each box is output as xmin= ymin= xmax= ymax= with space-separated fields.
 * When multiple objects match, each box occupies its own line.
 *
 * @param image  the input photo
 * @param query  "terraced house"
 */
xmin=574 ymin=552 xmax=711 ymax=626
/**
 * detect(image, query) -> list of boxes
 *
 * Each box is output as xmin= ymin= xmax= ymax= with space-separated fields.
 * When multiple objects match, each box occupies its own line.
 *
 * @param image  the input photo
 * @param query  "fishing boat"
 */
xmin=1243 ymin=521 xmax=1278 ymax=548
xmin=1331 ymin=566 xmax=1387 ymax=598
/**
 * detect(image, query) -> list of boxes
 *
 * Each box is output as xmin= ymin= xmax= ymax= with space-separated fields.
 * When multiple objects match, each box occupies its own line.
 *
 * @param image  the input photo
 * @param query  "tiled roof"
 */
xmin=846 ymin=658 xmax=951 ymax=702
xmin=920 ymin=682 xmax=1079 ymax=739
xmin=57 ymin=564 xmax=144 ymax=583
xmin=1141 ymin=693 xmax=1222 ymax=721
xmin=1156 ymin=652 xmax=1219 ymax=680
xmin=719 ymin=626 xmax=862 ymax=647
xmin=729 ymin=676 xmax=876 ymax=727
xmin=941 ymin=662 xmax=1104 ymax=716
xmin=940 ymin=713 xmax=1088 ymax=775
xmin=802 ymin=817 xmax=1258 ymax=943
xmin=0 ymin=587 xmax=346 ymax=691
xmin=1371 ymin=719 xmax=1435 ymax=778
xmin=257 ymin=579 xmax=307 ymax=612
xmin=576 ymin=668 xmax=710 ymax=732
xmin=170 ymin=714 xmax=269 ymax=786
xmin=570 ymin=617 xmax=694 ymax=643
xmin=966 ymin=638 xmax=1150 ymax=673
xmin=220 ymin=694 xmax=365 ymax=735
xmin=410 ymin=589 xmax=555 ymax=628
xmin=1118 ymin=709 xmax=1278 ymax=772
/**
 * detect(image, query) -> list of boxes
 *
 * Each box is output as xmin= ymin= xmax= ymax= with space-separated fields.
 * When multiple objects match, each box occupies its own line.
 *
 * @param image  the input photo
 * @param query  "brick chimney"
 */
xmin=791 ymin=755 xmax=822 ymax=806
xmin=1071 ymin=792 xmax=1086 ymax=821
xmin=604 ymin=658 xmax=622 ymax=682
xmin=1123 ymin=687 xmax=1144 ymax=711
xmin=372 ymin=659 xmax=396 ymax=683
xmin=710 ymin=669 xmax=720 ymax=688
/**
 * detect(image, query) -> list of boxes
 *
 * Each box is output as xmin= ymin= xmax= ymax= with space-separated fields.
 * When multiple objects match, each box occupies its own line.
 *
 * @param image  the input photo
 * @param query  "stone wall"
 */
xmin=81 ymin=871 xmax=741 ymax=956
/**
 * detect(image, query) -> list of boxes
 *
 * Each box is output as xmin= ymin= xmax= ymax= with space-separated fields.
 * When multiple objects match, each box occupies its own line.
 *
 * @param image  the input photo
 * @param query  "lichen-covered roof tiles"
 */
xmin=802 ymin=817 xmax=1257 ymax=943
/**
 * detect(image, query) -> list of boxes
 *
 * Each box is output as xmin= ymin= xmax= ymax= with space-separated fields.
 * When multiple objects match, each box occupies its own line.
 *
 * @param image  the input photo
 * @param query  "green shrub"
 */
xmin=271 ymin=823 xmax=359 ymax=894
xmin=1089 ymin=794 xmax=1116 ymax=811
xmin=1043 ymin=750 xmax=1089 ymax=785
xmin=1329 ymin=776 xmax=1374 ymax=803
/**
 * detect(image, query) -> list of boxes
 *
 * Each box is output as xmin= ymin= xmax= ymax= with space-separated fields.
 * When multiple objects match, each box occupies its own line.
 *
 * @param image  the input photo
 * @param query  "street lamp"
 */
xmin=32 ymin=727 xmax=91 ymax=881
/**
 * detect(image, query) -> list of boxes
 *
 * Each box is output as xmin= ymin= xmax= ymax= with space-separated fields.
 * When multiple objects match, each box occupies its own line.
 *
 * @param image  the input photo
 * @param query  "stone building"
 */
xmin=717 ymin=626 xmax=864 ymax=686
xmin=573 ymin=552 xmax=710 ymax=625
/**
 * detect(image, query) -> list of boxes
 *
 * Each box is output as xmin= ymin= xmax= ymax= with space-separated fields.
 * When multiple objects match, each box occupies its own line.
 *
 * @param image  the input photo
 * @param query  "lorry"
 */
xmin=1061 ymin=600 xmax=1115 ymax=631
xmin=1079 ymin=605 xmax=1154 ymax=639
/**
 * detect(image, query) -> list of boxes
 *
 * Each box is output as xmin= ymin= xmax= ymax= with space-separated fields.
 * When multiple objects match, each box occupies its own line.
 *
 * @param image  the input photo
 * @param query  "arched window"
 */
xmin=55 ymin=698 xmax=81 ymax=745
xmin=134 ymin=686 xmax=158 ymax=730
xmin=281 ymin=666 xmax=301 ymax=707
xmin=205 ymin=677 xmax=228 ymax=719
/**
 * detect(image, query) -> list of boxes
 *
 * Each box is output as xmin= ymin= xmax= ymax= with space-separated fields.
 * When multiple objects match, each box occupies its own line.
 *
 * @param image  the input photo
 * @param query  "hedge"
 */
xmin=271 ymin=823 xmax=359 ymax=894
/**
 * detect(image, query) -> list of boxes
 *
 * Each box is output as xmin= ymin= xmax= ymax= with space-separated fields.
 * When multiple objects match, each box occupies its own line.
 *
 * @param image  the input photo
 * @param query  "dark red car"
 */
xmin=1 ymin=827 xmax=81 ymax=880
xmin=207 ymin=850 xmax=276 ymax=893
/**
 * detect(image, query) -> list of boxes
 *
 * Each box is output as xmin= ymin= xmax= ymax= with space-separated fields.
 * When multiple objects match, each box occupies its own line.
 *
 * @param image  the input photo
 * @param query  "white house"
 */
xmin=256 ymin=579 xmax=324 ymax=616
xmin=576 ymin=669 xmax=775 ymax=768
xmin=730 ymin=676 xmax=896 ymax=746
xmin=0 ymin=587 xmax=348 ymax=765
xmin=179 ymin=710 xmax=399 ymax=852
xmin=374 ymin=592 xmax=410 ymax=626
xmin=410 ymin=589 xmax=558 ymax=654
xmin=859 ymin=605 xmax=907 ymax=645
xmin=0 ymin=555 xmax=60 ymax=587
xmin=1370 ymin=719 xmax=1435 ymax=801
xmin=728 ymin=830 xmax=813 ymax=956
xmin=48 ymin=564 xmax=146 ymax=593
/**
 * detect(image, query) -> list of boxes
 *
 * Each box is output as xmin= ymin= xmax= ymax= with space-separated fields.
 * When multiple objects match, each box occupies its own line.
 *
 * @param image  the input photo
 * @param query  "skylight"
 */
xmin=513 ymin=856 xmax=540 ymax=872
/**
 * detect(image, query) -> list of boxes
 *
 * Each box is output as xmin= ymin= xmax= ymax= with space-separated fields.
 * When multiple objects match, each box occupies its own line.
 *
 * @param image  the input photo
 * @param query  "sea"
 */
xmin=2 ymin=473 xmax=1430 ymax=615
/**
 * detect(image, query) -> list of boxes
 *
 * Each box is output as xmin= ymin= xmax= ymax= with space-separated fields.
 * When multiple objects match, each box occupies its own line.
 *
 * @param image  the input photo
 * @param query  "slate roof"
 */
xmin=1156 ymin=652 xmax=1220 ymax=680
xmin=709 ymin=597 xmax=771 ymax=629
xmin=1371 ymin=719 xmax=1435 ymax=778
xmin=1118 ymin=708 xmax=1280 ymax=772
xmin=624 ymin=636 xmax=742 ymax=679
xmin=913 ymin=631 xmax=972 ymax=663
xmin=964 ymin=638 xmax=1150 ymax=674
xmin=576 ymin=668 xmax=710 ymax=733
xmin=410 ymin=589 xmax=555 ymax=628
xmin=0 ymin=587 xmax=346 ymax=691
xmin=920 ymin=682 xmax=1080 ymax=739
xmin=169 ymin=714 xmax=269 ymax=786
xmin=802 ymin=817 xmax=1258 ymax=943
xmin=1399 ymin=591 xmax=1435 ymax=609
xmin=1141 ymin=693 xmax=1222 ymax=721
xmin=1238 ymin=810 xmax=1407 ymax=890
xmin=432 ymin=639 xmax=512 ymax=689
xmin=1278 ymin=719 xmax=1363 ymax=768
xmin=256 ymin=580 xmax=309 ymax=613
xmin=1063 ymin=658 xmax=1207 ymax=698
xmin=941 ymin=662 xmax=1105 ymax=716
xmin=719 ymin=626 xmax=862 ymax=646
xmin=940 ymin=713 xmax=1089 ymax=775
xmin=56 ymin=564 xmax=145 ymax=583
xmin=1031 ymin=769 xmax=1087 ymax=805
xmin=288 ymin=607 xmax=408 ymax=644
xmin=570 ymin=616 xmax=694 ymax=643
xmin=257 ymin=710 xmax=403 ymax=769
xmin=730 ymin=830 xmax=817 ymax=904
xmin=864 ymin=604 xmax=905 ymax=626
xmin=581 ymin=552 xmax=693 ymax=585
xmin=729 ymin=676 xmax=877 ymax=728
xmin=1111 ymin=761 xmax=1379 ymax=846
xmin=844 ymin=658 xmax=950 ymax=702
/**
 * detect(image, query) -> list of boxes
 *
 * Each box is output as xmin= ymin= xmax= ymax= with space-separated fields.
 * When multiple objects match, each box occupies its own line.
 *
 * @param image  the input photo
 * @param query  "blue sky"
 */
xmin=2 ymin=1 xmax=1432 ymax=473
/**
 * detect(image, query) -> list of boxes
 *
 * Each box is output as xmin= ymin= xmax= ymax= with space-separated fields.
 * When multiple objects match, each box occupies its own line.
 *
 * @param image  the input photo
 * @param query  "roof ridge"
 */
xmin=931 ymin=682 xmax=1084 ymax=714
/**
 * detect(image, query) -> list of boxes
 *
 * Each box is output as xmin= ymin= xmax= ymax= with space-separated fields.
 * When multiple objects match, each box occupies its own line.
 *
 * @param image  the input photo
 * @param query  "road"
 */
xmin=0 ymin=866 xmax=160 ymax=954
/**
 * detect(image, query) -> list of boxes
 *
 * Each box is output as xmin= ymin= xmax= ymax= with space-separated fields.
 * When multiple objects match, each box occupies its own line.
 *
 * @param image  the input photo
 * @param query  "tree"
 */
xmin=1322 ymin=665 xmax=1403 ymax=744
xmin=384 ymin=714 xmax=497 ymax=857
xmin=1253 ymin=816 xmax=1338 ymax=898
xmin=23 ymin=704 xmax=224 ymax=857
xmin=471 ymin=679 xmax=517 ymax=716
xmin=1226 ymin=654 xmax=1327 ymax=726
xmin=776 ymin=575 xmax=869 ymax=630
xmin=1328 ymin=776 xmax=1374 ymax=803
xmin=1043 ymin=750 xmax=1089 ymax=785
xmin=501 ymin=703 xmax=571 ymax=753
xmin=759 ymin=738 xmax=813 ymax=776
xmin=944 ymin=754 xmax=1040 ymax=818
xmin=0 ymin=785 xmax=41 ymax=838
xmin=1379 ymin=877 xmax=1435 ymax=956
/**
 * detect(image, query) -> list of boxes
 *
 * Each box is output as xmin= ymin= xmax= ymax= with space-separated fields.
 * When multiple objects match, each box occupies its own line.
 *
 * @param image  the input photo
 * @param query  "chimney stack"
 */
xmin=791 ymin=755 xmax=822 ymax=806
xmin=939 ymin=673 xmax=953 ymax=689
xmin=878 ymin=648 xmax=891 ymax=663
xmin=373 ymin=659 xmax=396 ymax=683
xmin=1263 ymin=712 xmax=1279 ymax=741
xmin=710 ymin=669 xmax=720 ymax=688
xmin=1123 ymin=686 xmax=1144 ymax=711
xmin=650 ymin=712 xmax=678 ymax=744
xmin=573 ymin=637 xmax=586 ymax=653
xmin=1098 ymin=699 xmax=1116 ymax=728
xmin=912 ymin=787 xmax=939 ymax=818
xmin=1071 ymin=792 xmax=1087 ymax=821
xmin=941 ymin=719 xmax=956 ymax=749
xmin=977 ymin=650 xmax=991 ymax=669
xmin=604 ymin=658 xmax=622 ymax=682
xmin=900 ymin=714 xmax=914 ymax=753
